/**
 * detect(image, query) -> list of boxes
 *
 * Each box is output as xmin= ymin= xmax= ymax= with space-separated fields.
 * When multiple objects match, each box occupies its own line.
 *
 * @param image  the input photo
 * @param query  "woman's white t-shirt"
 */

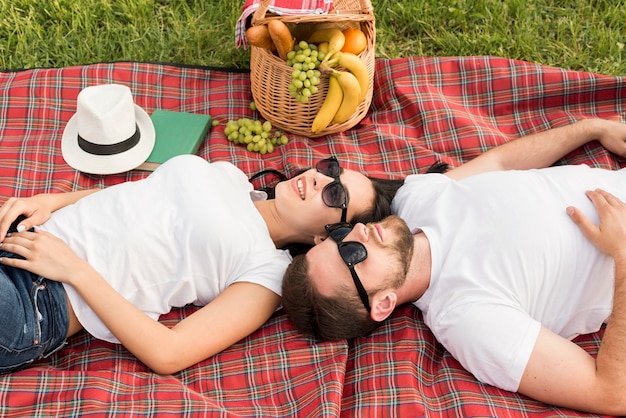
xmin=41 ymin=155 xmax=291 ymax=343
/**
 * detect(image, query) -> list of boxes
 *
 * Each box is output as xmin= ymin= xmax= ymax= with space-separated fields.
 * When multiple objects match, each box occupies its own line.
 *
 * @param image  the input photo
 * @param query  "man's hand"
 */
xmin=567 ymin=188 xmax=626 ymax=259
xmin=590 ymin=118 xmax=626 ymax=158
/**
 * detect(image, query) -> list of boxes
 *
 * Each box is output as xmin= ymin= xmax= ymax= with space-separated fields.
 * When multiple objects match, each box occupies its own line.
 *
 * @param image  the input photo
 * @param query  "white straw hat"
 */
xmin=62 ymin=84 xmax=155 ymax=174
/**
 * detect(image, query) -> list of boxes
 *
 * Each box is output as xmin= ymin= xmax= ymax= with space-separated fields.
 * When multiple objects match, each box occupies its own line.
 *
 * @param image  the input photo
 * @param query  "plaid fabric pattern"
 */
xmin=235 ymin=0 xmax=333 ymax=49
xmin=0 ymin=56 xmax=623 ymax=417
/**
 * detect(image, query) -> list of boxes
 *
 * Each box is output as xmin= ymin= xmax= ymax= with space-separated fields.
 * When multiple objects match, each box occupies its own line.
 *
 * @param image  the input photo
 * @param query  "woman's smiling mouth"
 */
xmin=295 ymin=178 xmax=305 ymax=200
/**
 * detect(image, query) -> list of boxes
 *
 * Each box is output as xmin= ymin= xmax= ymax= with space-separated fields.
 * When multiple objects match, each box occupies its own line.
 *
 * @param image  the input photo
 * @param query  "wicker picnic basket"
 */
xmin=249 ymin=0 xmax=375 ymax=138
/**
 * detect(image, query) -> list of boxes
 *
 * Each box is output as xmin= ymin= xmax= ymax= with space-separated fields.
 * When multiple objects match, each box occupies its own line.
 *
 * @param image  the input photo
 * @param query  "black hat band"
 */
xmin=77 ymin=124 xmax=141 ymax=156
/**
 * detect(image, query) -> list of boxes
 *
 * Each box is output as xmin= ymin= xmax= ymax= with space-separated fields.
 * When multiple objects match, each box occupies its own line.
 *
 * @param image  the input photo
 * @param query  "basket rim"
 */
xmin=252 ymin=14 xmax=374 ymax=27
xmin=252 ymin=0 xmax=374 ymax=25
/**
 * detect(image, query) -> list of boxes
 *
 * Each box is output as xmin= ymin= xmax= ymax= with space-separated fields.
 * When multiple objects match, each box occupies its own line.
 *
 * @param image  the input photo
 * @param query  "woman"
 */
xmin=0 ymin=154 xmax=401 ymax=375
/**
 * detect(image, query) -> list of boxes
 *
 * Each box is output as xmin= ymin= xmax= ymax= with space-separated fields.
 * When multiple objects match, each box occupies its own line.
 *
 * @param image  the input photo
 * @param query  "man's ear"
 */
xmin=369 ymin=290 xmax=397 ymax=322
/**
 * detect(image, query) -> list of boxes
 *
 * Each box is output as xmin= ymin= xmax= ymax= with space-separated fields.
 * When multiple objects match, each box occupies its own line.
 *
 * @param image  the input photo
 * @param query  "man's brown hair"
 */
xmin=281 ymin=254 xmax=381 ymax=341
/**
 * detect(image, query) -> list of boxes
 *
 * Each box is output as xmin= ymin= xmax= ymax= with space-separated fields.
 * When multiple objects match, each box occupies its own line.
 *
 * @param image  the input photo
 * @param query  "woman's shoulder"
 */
xmin=156 ymin=156 xmax=245 ymax=180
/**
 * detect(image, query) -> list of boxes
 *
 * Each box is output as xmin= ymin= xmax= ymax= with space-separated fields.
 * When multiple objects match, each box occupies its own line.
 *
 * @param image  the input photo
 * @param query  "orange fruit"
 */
xmin=341 ymin=27 xmax=367 ymax=55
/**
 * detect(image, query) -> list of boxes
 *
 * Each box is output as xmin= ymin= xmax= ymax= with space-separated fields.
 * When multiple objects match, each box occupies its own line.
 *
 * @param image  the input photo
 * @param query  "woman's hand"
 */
xmin=0 ymin=228 xmax=90 ymax=283
xmin=0 ymin=189 xmax=100 ymax=242
xmin=0 ymin=196 xmax=55 ymax=240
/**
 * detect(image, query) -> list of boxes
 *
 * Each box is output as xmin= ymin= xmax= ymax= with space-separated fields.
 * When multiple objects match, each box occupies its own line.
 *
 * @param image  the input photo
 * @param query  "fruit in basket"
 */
xmin=331 ymin=69 xmax=362 ymax=125
xmin=245 ymin=25 xmax=276 ymax=52
xmin=325 ymin=51 xmax=369 ymax=101
xmin=311 ymin=75 xmax=343 ymax=133
xmin=310 ymin=68 xmax=362 ymax=133
xmin=268 ymin=20 xmax=295 ymax=60
xmin=286 ymin=41 xmax=324 ymax=104
xmin=340 ymin=28 xmax=367 ymax=55
xmin=308 ymin=28 xmax=345 ymax=62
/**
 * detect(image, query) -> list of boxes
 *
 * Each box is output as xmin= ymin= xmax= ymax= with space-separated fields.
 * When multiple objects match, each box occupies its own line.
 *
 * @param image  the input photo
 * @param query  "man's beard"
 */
xmin=377 ymin=215 xmax=414 ymax=288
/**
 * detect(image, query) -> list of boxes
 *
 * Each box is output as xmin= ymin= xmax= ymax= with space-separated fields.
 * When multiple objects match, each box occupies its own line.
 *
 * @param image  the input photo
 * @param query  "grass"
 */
xmin=0 ymin=0 xmax=624 ymax=75
xmin=374 ymin=0 xmax=626 ymax=75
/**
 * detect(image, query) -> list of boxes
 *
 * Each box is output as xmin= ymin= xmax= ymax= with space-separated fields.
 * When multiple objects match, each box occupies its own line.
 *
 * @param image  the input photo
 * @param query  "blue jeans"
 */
xmin=0 ymin=250 xmax=69 ymax=374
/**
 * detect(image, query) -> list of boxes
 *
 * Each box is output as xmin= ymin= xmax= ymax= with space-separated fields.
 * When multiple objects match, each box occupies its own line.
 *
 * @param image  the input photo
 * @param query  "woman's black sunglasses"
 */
xmin=316 ymin=157 xmax=348 ymax=223
xmin=325 ymin=222 xmax=371 ymax=312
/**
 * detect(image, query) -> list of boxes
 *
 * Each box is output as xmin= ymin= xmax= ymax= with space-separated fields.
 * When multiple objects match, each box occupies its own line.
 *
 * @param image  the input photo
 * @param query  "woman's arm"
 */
xmin=0 ymin=228 xmax=280 ymax=374
xmin=0 ymin=189 xmax=100 ymax=240
xmin=75 ymin=266 xmax=280 ymax=374
xmin=446 ymin=118 xmax=626 ymax=181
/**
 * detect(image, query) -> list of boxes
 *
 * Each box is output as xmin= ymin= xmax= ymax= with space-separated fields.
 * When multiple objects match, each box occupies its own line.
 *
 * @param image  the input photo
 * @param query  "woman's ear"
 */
xmin=369 ymin=290 xmax=397 ymax=322
xmin=313 ymin=234 xmax=327 ymax=245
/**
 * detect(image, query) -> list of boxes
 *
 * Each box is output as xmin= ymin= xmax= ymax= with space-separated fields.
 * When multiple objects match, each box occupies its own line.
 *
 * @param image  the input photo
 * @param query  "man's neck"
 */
xmin=396 ymin=232 xmax=431 ymax=304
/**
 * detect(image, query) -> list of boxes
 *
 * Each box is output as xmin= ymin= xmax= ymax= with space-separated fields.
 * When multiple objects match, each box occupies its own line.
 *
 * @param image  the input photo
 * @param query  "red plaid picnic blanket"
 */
xmin=0 ymin=56 xmax=623 ymax=417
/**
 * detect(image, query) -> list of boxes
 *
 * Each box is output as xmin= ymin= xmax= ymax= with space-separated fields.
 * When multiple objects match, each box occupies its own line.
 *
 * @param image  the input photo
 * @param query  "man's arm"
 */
xmin=446 ymin=118 xmax=626 ymax=181
xmin=518 ymin=189 xmax=626 ymax=415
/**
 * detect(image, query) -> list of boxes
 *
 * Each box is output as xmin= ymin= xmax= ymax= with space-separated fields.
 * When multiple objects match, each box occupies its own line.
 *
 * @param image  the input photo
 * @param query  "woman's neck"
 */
xmin=254 ymin=200 xmax=311 ymax=249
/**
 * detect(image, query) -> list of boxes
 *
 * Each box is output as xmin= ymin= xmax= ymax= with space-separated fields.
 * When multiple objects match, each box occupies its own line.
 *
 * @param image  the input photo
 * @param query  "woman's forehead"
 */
xmin=341 ymin=169 xmax=374 ymax=204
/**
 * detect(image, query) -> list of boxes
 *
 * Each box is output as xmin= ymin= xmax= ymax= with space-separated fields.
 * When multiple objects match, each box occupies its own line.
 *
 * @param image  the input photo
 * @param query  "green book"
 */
xmin=136 ymin=109 xmax=212 ymax=171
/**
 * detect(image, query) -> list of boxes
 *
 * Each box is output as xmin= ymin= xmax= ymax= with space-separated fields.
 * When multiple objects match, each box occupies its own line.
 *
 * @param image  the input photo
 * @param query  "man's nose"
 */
xmin=347 ymin=223 xmax=368 ymax=243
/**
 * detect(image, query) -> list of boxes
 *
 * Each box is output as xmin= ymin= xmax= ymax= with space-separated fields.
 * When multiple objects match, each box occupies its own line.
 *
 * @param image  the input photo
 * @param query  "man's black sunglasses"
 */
xmin=325 ymin=222 xmax=371 ymax=312
xmin=316 ymin=157 xmax=348 ymax=223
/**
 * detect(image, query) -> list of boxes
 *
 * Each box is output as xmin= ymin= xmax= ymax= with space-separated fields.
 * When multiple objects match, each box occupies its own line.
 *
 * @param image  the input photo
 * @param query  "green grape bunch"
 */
xmin=223 ymin=118 xmax=289 ymax=154
xmin=286 ymin=41 xmax=325 ymax=104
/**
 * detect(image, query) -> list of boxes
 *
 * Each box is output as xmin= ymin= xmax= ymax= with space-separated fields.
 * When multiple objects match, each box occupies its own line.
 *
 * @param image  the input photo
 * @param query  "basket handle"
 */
xmin=358 ymin=0 xmax=373 ymax=13
xmin=329 ymin=0 xmax=373 ymax=14
xmin=251 ymin=0 xmax=272 ymax=25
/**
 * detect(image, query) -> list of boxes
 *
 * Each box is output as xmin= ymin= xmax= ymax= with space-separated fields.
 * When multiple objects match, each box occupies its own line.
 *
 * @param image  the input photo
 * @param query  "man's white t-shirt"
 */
xmin=392 ymin=165 xmax=625 ymax=391
xmin=41 ymin=155 xmax=291 ymax=343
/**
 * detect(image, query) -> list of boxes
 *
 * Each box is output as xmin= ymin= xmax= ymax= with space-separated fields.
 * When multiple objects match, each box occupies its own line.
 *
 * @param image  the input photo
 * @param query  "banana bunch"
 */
xmin=308 ymin=28 xmax=370 ymax=134
xmin=308 ymin=28 xmax=345 ymax=63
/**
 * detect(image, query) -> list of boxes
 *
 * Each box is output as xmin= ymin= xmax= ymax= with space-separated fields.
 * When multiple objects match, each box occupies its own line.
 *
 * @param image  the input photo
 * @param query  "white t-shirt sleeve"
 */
xmin=435 ymin=302 xmax=542 ymax=392
xmin=231 ymin=249 xmax=291 ymax=297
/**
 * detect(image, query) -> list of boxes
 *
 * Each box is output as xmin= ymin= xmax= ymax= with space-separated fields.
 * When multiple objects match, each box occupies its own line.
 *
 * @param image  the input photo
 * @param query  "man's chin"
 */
xmin=382 ymin=215 xmax=415 ymax=273
xmin=381 ymin=215 xmax=412 ymax=236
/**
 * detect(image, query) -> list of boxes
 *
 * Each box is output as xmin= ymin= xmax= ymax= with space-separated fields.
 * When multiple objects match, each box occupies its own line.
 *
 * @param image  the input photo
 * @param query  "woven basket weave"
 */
xmin=249 ymin=0 xmax=375 ymax=138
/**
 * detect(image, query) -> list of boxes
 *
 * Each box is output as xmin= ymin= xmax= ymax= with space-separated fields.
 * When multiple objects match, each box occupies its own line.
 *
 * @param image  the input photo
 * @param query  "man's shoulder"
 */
xmin=427 ymin=300 xmax=540 ymax=392
xmin=393 ymin=173 xmax=450 ymax=207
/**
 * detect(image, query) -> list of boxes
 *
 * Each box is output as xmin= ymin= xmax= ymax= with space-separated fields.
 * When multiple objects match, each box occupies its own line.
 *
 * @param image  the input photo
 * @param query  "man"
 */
xmin=281 ymin=118 xmax=626 ymax=415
